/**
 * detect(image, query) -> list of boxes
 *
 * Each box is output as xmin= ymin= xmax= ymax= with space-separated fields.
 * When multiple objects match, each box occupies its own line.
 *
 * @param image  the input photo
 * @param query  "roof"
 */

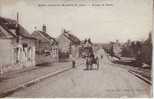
xmin=0 ymin=25 xmax=14 ymax=38
xmin=0 ymin=16 xmax=35 ymax=39
xmin=32 ymin=30 xmax=58 ymax=45
xmin=63 ymin=32 xmax=80 ymax=45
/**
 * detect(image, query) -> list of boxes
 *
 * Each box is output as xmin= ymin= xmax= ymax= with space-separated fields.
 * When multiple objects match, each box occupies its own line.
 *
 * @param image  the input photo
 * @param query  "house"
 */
xmin=102 ymin=40 xmax=122 ymax=58
xmin=0 ymin=16 xmax=36 ymax=73
xmin=112 ymin=40 xmax=122 ymax=57
xmin=57 ymin=29 xmax=80 ymax=60
xmin=32 ymin=25 xmax=58 ymax=65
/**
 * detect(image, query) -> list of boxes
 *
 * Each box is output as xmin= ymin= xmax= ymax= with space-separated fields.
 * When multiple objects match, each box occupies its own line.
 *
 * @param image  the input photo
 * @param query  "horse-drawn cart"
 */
xmin=83 ymin=46 xmax=99 ymax=70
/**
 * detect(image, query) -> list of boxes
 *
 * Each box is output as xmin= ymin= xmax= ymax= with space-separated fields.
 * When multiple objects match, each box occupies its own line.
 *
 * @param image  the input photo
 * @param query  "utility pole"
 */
xmin=16 ymin=12 xmax=20 ymax=63
xmin=16 ymin=12 xmax=20 ymax=43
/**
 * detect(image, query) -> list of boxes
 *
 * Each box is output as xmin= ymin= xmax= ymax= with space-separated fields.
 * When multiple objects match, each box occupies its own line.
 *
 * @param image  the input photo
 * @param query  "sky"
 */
xmin=0 ymin=0 xmax=153 ymax=43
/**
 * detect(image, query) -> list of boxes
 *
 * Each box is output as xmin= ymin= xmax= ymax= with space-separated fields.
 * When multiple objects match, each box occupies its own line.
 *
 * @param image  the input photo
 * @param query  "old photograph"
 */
xmin=0 ymin=0 xmax=153 ymax=98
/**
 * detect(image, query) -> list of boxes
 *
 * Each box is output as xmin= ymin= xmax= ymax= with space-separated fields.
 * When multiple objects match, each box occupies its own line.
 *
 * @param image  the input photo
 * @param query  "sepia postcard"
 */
xmin=0 ymin=0 xmax=153 ymax=98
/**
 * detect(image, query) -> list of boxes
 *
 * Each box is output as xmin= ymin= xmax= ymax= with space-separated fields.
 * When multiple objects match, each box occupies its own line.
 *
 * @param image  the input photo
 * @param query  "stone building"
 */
xmin=0 ymin=16 xmax=36 ymax=73
xmin=57 ymin=29 xmax=80 ymax=60
xmin=32 ymin=25 xmax=58 ymax=65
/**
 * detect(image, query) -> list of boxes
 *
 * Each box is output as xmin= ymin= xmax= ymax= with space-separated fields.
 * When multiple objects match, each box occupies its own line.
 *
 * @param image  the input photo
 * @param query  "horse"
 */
xmin=84 ymin=47 xmax=99 ymax=70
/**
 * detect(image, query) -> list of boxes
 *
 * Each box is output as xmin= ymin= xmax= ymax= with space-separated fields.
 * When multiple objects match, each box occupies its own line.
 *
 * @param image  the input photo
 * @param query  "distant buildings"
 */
xmin=0 ymin=16 xmax=36 ymax=73
xmin=112 ymin=40 xmax=122 ymax=57
xmin=102 ymin=40 xmax=122 ymax=59
xmin=32 ymin=25 xmax=58 ymax=65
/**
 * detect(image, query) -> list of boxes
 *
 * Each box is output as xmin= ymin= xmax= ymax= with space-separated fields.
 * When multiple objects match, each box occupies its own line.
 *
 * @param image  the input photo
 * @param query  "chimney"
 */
xmin=42 ymin=24 xmax=46 ymax=33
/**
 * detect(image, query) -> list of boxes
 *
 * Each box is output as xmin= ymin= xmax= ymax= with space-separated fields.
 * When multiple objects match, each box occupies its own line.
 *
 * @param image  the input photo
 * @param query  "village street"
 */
xmin=8 ymin=49 xmax=151 ymax=98
xmin=0 ymin=1 xmax=153 ymax=98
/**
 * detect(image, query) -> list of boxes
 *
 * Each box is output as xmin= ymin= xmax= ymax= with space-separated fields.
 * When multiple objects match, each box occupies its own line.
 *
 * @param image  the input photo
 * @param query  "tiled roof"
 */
xmin=32 ymin=30 xmax=57 ymax=45
xmin=63 ymin=32 xmax=80 ymax=45
xmin=0 ymin=25 xmax=14 ymax=38
xmin=0 ymin=16 xmax=35 ymax=39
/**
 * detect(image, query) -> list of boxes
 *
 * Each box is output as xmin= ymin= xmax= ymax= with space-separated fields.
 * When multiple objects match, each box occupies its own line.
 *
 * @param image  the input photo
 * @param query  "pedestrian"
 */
xmin=72 ymin=60 xmax=76 ymax=68
xmin=70 ymin=54 xmax=76 ymax=68
xmin=101 ymin=55 xmax=103 ymax=59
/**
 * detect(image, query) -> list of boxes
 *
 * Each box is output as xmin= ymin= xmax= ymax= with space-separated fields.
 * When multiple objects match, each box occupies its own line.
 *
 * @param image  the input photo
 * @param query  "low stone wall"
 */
xmin=0 ymin=64 xmax=24 ymax=74
xmin=35 ymin=54 xmax=58 ymax=65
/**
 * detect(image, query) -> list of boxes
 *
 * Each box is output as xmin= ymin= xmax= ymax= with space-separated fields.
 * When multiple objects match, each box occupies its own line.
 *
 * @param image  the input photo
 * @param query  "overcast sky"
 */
xmin=0 ymin=0 xmax=153 ymax=43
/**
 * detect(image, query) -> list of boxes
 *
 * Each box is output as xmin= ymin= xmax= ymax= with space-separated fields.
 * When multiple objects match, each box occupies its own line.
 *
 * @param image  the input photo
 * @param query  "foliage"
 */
xmin=121 ymin=33 xmax=152 ymax=65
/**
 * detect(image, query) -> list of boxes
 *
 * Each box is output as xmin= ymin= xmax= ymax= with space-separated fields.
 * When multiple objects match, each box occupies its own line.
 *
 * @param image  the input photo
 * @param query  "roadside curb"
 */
xmin=128 ymin=70 xmax=152 ymax=85
xmin=1 ymin=66 xmax=38 ymax=79
xmin=0 ymin=67 xmax=72 ymax=98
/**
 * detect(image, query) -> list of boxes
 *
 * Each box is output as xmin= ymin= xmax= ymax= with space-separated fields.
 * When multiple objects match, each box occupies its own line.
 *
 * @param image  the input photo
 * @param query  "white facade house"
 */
xmin=0 ymin=16 xmax=36 ymax=73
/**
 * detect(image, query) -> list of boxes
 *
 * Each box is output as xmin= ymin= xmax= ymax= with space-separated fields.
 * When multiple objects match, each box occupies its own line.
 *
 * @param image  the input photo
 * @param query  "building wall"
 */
xmin=113 ymin=43 xmax=122 ymax=57
xmin=0 ymin=39 xmax=14 ymax=66
xmin=35 ymin=42 xmax=58 ymax=65
xmin=19 ymin=38 xmax=36 ymax=67
xmin=35 ymin=40 xmax=58 ymax=65
xmin=57 ymin=34 xmax=71 ymax=53
xmin=0 ymin=38 xmax=36 ymax=73
xmin=36 ymin=41 xmax=52 ymax=53
xmin=57 ymin=34 xmax=81 ymax=60
xmin=71 ymin=45 xmax=79 ymax=58
xmin=0 ymin=39 xmax=19 ymax=73
xmin=32 ymin=31 xmax=59 ymax=65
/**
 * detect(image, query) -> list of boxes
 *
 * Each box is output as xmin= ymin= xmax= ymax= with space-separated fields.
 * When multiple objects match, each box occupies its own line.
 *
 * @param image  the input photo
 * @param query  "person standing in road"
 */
xmin=70 ymin=54 xmax=76 ymax=68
